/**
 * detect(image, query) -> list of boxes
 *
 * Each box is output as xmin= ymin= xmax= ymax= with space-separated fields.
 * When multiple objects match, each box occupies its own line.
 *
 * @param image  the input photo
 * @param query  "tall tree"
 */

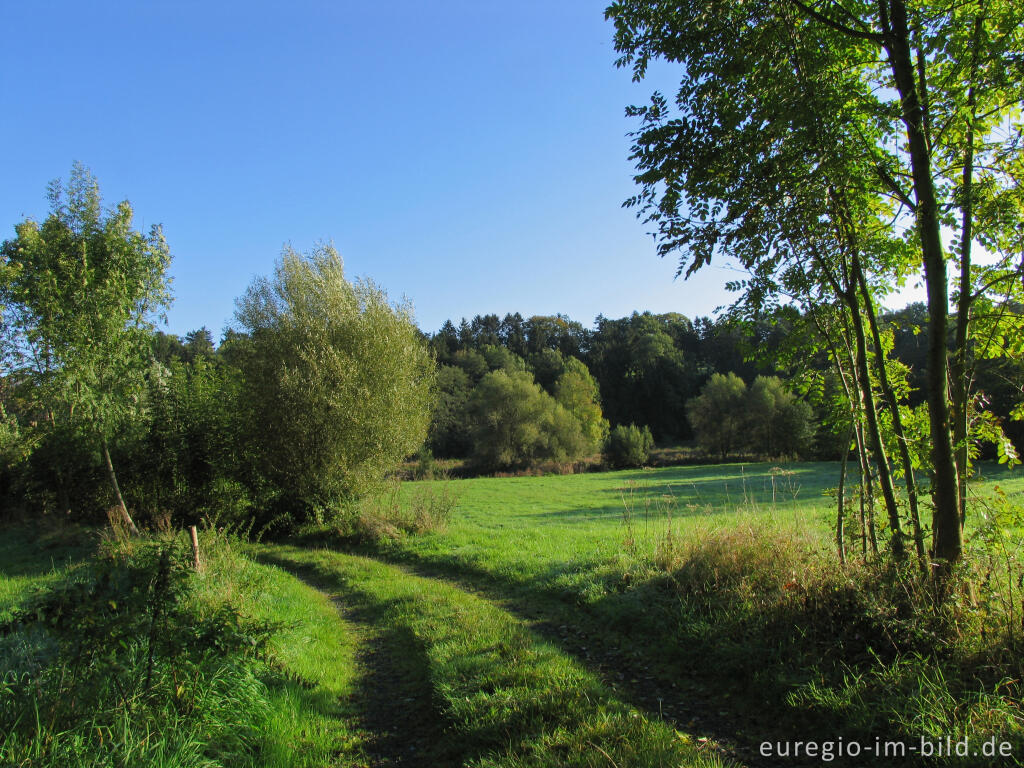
xmin=606 ymin=0 xmax=1024 ymax=567
xmin=232 ymin=244 xmax=435 ymax=520
xmin=0 ymin=164 xmax=171 ymax=532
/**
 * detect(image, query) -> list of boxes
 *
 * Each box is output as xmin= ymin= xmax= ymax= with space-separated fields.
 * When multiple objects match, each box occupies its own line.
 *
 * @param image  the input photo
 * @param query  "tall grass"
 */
xmin=0 ymin=529 xmax=368 ymax=768
xmin=639 ymin=493 xmax=1024 ymax=764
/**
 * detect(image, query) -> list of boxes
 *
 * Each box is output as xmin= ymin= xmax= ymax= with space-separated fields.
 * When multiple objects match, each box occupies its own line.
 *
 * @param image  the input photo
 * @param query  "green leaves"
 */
xmin=233 ymin=244 xmax=435 ymax=520
xmin=1 ymin=164 xmax=171 ymax=435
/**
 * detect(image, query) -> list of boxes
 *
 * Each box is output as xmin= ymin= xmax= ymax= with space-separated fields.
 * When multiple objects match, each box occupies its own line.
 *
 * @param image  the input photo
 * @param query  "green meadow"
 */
xmin=3 ymin=461 xmax=1024 ymax=767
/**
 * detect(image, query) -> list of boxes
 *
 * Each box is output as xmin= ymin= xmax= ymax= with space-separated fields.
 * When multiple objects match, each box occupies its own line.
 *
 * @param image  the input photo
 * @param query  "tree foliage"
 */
xmin=603 ymin=423 xmax=655 ymax=469
xmin=232 ymin=245 xmax=435 ymax=520
xmin=554 ymin=357 xmax=609 ymax=453
xmin=467 ymin=370 xmax=588 ymax=470
xmin=687 ymin=373 xmax=749 ymax=460
xmin=0 ymin=164 xmax=171 ymax=529
xmin=606 ymin=0 xmax=1024 ymax=567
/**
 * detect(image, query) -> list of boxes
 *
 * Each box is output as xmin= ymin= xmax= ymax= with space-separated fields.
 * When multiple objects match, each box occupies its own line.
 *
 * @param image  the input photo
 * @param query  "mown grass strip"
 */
xmin=261 ymin=544 xmax=735 ymax=768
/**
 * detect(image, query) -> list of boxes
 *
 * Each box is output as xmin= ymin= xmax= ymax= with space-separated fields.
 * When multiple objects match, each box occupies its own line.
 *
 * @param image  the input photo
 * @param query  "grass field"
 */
xmin=383 ymin=459 xmax=1024 ymax=588
xmin=3 ymin=460 xmax=1023 ymax=767
xmin=353 ymin=460 xmax=1024 ymax=766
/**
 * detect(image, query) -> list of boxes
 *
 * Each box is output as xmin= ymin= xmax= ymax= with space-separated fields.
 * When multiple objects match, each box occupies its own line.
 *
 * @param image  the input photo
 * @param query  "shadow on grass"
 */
xmin=0 ymin=525 xmax=96 ymax=579
xmin=290 ymin=535 xmax=918 ymax=768
xmin=257 ymin=552 xmax=463 ymax=768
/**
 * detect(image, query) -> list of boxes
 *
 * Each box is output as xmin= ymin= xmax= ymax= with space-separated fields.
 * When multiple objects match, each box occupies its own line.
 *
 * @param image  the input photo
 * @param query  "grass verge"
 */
xmin=0 ymin=526 xmax=368 ymax=767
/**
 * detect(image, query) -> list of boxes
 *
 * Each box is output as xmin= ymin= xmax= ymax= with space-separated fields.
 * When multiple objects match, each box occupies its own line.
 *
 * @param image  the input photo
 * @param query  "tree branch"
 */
xmin=789 ymin=0 xmax=886 ymax=43
xmin=874 ymin=162 xmax=917 ymax=211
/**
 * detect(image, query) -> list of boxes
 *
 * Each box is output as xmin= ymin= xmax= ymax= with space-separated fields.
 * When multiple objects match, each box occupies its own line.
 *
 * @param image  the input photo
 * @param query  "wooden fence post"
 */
xmin=189 ymin=525 xmax=202 ymax=571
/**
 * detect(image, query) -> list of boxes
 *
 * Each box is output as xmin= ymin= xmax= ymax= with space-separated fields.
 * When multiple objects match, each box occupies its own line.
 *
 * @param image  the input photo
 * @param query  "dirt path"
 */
xmin=262 ymin=547 xmax=829 ymax=768
xmin=382 ymin=558 xmax=813 ymax=768
xmin=345 ymin=609 xmax=457 ymax=767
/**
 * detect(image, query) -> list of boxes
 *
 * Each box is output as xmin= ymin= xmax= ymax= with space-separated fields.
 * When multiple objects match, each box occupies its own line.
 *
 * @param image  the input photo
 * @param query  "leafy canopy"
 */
xmin=233 ymin=244 xmax=435 ymax=519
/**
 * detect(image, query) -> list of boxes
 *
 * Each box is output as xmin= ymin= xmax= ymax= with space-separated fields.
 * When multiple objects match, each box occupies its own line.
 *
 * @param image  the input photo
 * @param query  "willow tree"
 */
xmin=0 ymin=164 xmax=172 ymax=532
xmin=606 ymin=0 xmax=1024 ymax=568
xmin=233 ymin=245 xmax=435 ymax=522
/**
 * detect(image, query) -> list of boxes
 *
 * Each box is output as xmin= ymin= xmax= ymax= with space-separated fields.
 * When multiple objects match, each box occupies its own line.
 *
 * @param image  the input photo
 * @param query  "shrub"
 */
xmin=232 ymin=245 xmax=435 ymax=524
xmin=603 ymin=424 xmax=654 ymax=468
xmin=746 ymin=375 xmax=815 ymax=458
xmin=467 ymin=370 xmax=588 ymax=471
xmin=687 ymin=372 xmax=816 ymax=459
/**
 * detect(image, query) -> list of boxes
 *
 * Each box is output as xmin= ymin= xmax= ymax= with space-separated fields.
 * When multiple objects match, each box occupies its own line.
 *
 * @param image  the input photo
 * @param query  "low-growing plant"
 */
xmin=603 ymin=423 xmax=654 ymax=468
xmin=413 ymin=446 xmax=437 ymax=480
xmin=334 ymin=479 xmax=460 ymax=543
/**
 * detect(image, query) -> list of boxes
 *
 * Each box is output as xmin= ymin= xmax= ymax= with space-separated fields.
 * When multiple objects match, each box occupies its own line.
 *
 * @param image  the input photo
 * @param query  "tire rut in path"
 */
xmin=386 ymin=558 xmax=816 ymax=768
xmin=258 ymin=554 xmax=460 ymax=768
xmin=346 ymin=612 xmax=457 ymax=767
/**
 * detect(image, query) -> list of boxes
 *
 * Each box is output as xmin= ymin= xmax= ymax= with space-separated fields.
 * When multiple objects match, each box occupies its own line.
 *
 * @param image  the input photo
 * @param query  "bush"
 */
xmin=746 ymin=375 xmax=815 ymax=458
xmin=232 ymin=245 xmax=435 ymax=524
xmin=603 ymin=424 xmax=654 ymax=468
xmin=467 ymin=370 xmax=589 ymax=471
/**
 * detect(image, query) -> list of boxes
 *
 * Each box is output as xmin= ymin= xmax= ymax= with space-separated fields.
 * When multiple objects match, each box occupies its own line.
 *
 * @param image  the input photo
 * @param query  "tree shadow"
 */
xmin=257 ymin=553 xmax=463 ymax=768
xmin=0 ymin=525 xmax=95 ymax=580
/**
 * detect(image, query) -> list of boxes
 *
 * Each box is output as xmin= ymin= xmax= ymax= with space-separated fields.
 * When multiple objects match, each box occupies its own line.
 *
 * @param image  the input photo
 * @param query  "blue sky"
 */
xmin=1 ymin=0 xmax=801 ymax=338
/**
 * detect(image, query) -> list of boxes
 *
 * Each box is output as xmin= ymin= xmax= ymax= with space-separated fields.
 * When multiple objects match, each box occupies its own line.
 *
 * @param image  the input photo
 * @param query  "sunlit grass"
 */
xmin=263 ymin=545 xmax=734 ymax=768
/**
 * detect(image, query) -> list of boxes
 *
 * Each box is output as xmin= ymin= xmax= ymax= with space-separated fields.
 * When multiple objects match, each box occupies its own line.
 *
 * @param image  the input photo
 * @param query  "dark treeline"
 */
xmin=425 ymin=310 xmax=771 ymax=450
xmin=424 ymin=306 xmax=1024 ymax=463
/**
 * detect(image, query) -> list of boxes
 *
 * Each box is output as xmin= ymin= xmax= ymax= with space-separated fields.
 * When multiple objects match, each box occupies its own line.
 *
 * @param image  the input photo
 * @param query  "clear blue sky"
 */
xmin=1 ymin=0 xmax=791 ymax=338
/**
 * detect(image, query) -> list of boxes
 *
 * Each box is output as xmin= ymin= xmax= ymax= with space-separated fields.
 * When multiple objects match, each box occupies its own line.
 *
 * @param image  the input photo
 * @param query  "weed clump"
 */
xmin=334 ymin=479 xmax=459 ymax=543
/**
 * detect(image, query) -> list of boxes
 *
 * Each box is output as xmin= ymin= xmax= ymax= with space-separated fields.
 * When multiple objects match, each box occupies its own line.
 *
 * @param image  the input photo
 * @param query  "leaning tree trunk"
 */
xmin=102 ymin=436 xmax=139 ymax=537
xmin=846 ymin=289 xmax=906 ymax=558
xmin=854 ymin=263 xmax=927 ymax=572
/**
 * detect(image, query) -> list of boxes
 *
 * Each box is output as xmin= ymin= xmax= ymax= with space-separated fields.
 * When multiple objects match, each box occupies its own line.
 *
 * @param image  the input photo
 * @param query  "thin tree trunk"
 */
xmin=854 ymin=263 xmax=927 ymax=571
xmin=837 ymin=420 xmax=853 ymax=564
xmin=952 ymin=13 xmax=983 ymax=531
xmin=804 ymin=301 xmax=858 ymax=566
xmin=855 ymin=425 xmax=869 ymax=558
xmin=847 ymin=292 xmax=906 ymax=558
xmin=819 ymin=194 xmax=904 ymax=558
xmin=102 ymin=437 xmax=139 ymax=537
xmin=882 ymin=0 xmax=962 ymax=567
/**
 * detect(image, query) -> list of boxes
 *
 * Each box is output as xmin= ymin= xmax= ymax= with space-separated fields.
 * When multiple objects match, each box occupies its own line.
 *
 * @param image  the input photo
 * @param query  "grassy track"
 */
xmin=260 ymin=544 xmax=733 ymax=768
xmin=197 ymin=539 xmax=371 ymax=766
